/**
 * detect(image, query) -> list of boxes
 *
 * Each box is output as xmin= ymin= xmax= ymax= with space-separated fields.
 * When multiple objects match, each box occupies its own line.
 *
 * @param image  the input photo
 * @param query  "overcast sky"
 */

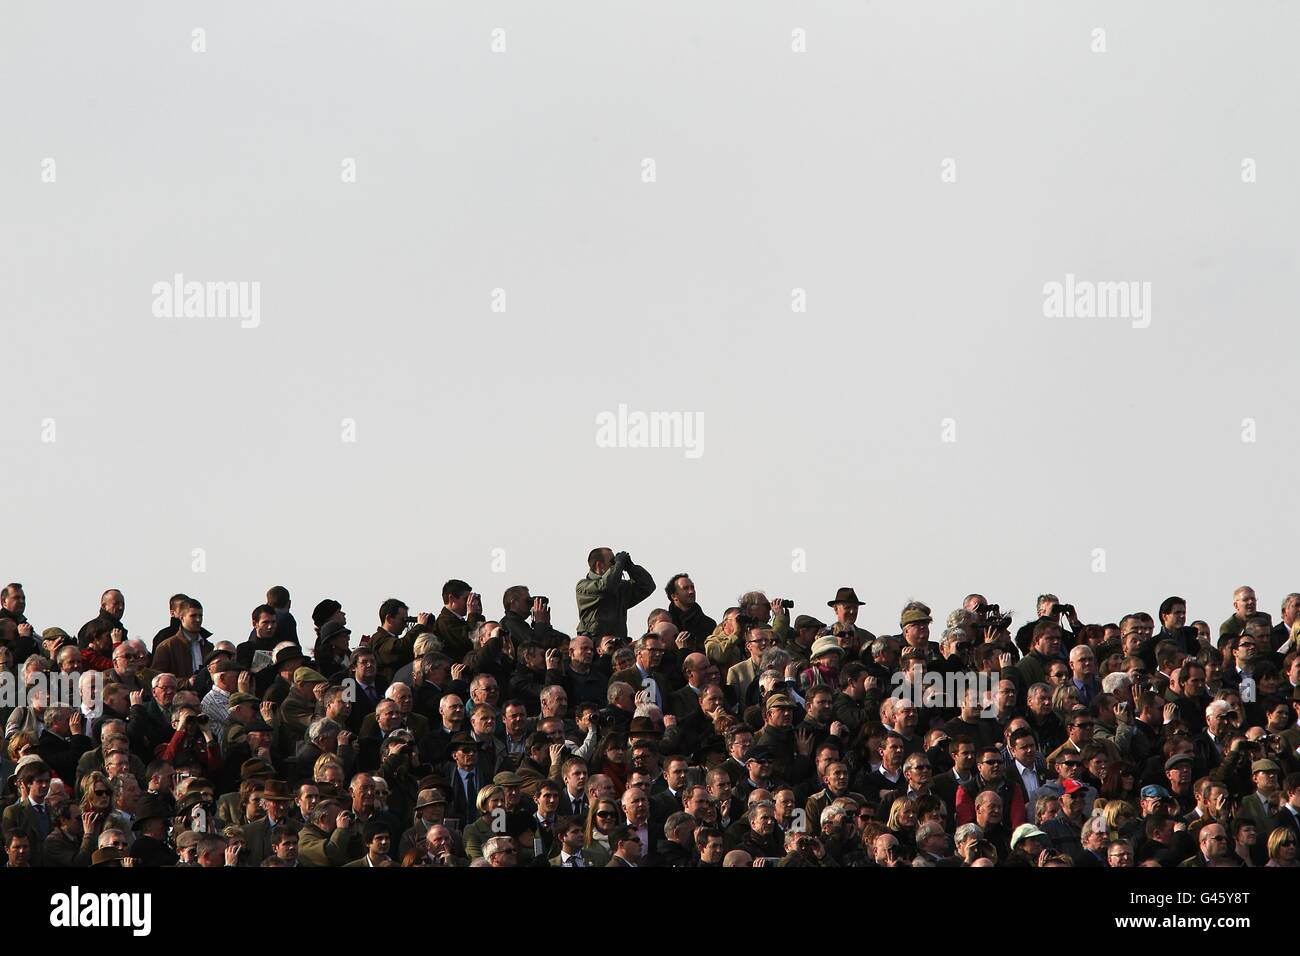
xmin=3 ymin=1 xmax=1298 ymax=645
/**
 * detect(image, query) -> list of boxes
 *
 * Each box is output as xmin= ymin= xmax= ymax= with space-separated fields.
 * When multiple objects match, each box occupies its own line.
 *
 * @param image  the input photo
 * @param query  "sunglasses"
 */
xmin=595 ymin=811 xmax=617 ymax=819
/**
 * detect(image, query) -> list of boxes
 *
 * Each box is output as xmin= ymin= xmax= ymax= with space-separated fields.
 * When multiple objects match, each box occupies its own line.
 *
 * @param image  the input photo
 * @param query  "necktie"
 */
xmin=464 ymin=771 xmax=478 ymax=821
xmin=33 ymin=803 xmax=49 ymax=840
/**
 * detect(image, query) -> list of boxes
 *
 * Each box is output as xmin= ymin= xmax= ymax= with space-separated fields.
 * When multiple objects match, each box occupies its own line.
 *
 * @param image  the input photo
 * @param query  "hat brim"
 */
xmin=827 ymin=600 xmax=865 ymax=608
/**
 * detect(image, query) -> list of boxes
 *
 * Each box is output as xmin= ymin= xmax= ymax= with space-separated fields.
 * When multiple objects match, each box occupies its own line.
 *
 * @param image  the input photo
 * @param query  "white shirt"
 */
xmin=1016 ymin=760 xmax=1041 ymax=804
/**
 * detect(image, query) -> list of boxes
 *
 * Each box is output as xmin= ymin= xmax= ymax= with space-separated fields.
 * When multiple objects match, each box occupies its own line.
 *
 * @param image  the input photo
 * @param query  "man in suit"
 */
xmin=551 ymin=816 xmax=609 ymax=867
xmin=668 ymin=653 xmax=711 ymax=720
xmin=441 ymin=733 xmax=484 ymax=825
xmin=1270 ymin=773 xmax=1300 ymax=840
xmin=611 ymin=635 xmax=670 ymax=711
xmin=36 ymin=706 xmax=94 ymax=787
xmin=1 ymin=758 xmax=53 ymax=867
xmin=240 ymin=778 xmax=296 ymax=865
xmin=1236 ymin=759 xmax=1284 ymax=833
xmin=605 ymin=825 xmax=643 ymax=867
xmin=343 ymin=822 xmax=393 ymax=867
xmin=152 ymin=599 xmax=214 ymax=685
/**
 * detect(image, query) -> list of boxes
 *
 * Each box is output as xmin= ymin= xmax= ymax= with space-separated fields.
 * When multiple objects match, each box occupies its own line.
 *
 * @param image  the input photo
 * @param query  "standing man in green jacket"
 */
xmin=576 ymin=548 xmax=656 ymax=640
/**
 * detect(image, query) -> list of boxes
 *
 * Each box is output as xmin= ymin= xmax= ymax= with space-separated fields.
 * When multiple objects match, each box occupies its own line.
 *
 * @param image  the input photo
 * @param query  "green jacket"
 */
xmin=299 ymin=822 xmax=355 ymax=867
xmin=433 ymin=610 xmax=482 ymax=664
xmin=575 ymin=558 xmax=656 ymax=639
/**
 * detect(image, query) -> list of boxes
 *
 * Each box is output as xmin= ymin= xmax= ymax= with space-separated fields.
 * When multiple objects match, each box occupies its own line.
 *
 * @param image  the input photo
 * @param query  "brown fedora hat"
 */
xmin=261 ymin=779 xmax=293 ymax=801
xmin=827 ymin=587 xmax=865 ymax=608
xmin=627 ymin=716 xmax=662 ymax=738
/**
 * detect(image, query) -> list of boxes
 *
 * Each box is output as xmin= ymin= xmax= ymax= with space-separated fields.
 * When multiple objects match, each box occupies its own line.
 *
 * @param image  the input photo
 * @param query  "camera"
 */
xmin=405 ymin=616 xmax=419 ymax=625
xmin=780 ymin=600 xmax=795 ymax=610
xmin=976 ymin=603 xmax=1012 ymax=631
xmin=1054 ymin=603 xmax=1075 ymax=618
xmin=534 ymin=596 xmax=549 ymax=607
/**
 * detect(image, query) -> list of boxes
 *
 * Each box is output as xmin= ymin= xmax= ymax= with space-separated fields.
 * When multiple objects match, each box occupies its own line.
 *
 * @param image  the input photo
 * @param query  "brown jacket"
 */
xmin=153 ymin=631 xmax=213 ymax=682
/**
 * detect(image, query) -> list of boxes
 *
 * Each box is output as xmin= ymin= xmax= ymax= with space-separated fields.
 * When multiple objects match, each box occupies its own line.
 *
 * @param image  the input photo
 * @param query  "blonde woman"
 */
xmin=1266 ymin=826 xmax=1298 ymax=867
xmin=461 ymin=785 xmax=507 ymax=860
xmin=584 ymin=797 xmax=622 ymax=856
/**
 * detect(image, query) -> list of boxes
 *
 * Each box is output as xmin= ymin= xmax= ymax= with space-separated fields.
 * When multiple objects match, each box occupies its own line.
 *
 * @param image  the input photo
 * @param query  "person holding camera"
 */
xmin=575 ymin=548 xmax=656 ymax=641
xmin=158 ymin=707 xmax=221 ymax=779
xmin=432 ymin=580 xmax=484 ymax=664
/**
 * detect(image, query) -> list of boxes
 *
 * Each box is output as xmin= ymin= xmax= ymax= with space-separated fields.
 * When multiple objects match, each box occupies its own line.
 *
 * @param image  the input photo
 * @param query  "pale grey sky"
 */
xmin=3 ymin=1 xmax=1298 ymax=644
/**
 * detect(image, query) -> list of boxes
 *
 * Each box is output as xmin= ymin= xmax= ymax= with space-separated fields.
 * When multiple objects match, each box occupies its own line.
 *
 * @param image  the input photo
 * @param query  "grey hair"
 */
xmin=540 ymin=684 xmax=565 ymax=704
xmin=954 ymin=823 xmax=984 ymax=845
xmin=306 ymin=718 xmax=341 ymax=744
xmin=941 ymin=626 xmax=968 ymax=646
xmin=946 ymin=609 xmax=975 ymax=629
xmin=632 ymin=703 xmax=662 ymax=721
xmin=481 ymin=836 xmax=514 ymax=860
xmin=820 ymin=805 xmax=848 ymax=828
xmin=97 ymin=829 xmax=126 ymax=849
xmin=759 ymin=648 xmax=791 ymax=672
xmin=384 ymin=682 xmax=410 ymax=701
xmin=1101 ymin=672 xmax=1131 ymax=695
xmin=607 ymin=681 xmax=633 ymax=705
xmin=664 ymin=811 xmax=694 ymax=838
xmin=1033 ymin=794 xmax=1060 ymax=824
xmin=916 ymin=821 xmax=945 ymax=842
xmin=308 ymin=801 xmax=339 ymax=826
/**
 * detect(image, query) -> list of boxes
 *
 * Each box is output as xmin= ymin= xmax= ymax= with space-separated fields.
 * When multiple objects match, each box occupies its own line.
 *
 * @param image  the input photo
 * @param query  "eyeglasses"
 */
xmin=595 ymin=811 xmax=617 ymax=819
xmin=1280 ymin=840 xmax=1296 ymax=847
xmin=93 ymin=790 xmax=111 ymax=797
xmin=980 ymin=760 xmax=1003 ymax=766
xmin=1060 ymin=762 xmax=1082 ymax=769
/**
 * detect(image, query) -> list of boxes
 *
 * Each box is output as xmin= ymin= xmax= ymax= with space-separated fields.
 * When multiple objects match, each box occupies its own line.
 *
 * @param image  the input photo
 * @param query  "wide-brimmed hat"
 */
xmin=810 ymin=636 xmax=843 ymax=661
xmin=627 ymin=716 xmax=662 ymax=738
xmin=240 ymin=758 xmax=274 ymax=781
xmin=415 ymin=788 xmax=449 ymax=810
xmin=274 ymin=643 xmax=307 ymax=667
xmin=261 ymin=779 xmax=293 ymax=801
xmin=827 ymin=588 xmax=865 ymax=608
xmin=132 ymin=796 xmax=172 ymax=829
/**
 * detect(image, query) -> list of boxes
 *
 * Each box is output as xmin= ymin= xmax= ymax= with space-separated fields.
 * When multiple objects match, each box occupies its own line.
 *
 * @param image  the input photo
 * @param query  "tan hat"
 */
xmin=900 ymin=609 xmax=932 ymax=628
xmin=292 ymin=667 xmax=327 ymax=685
